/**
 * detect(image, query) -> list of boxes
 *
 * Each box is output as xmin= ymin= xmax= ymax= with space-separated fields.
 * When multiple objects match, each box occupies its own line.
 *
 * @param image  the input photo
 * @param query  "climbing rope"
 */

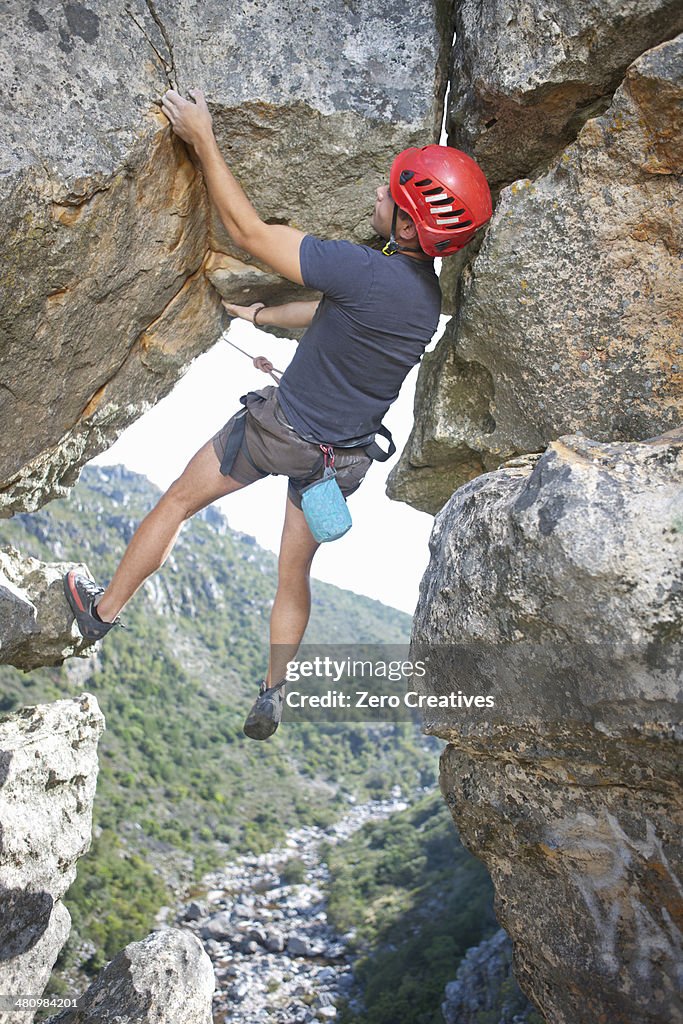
xmin=222 ymin=334 xmax=283 ymax=384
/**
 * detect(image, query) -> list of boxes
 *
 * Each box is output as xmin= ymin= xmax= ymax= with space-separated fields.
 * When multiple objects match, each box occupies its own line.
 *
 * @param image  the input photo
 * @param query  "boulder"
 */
xmin=182 ymin=900 xmax=205 ymax=922
xmin=45 ymin=928 xmax=214 ymax=1023
xmin=265 ymin=928 xmax=286 ymax=953
xmin=0 ymin=695 xmax=104 ymax=1024
xmin=0 ymin=0 xmax=446 ymax=516
xmin=441 ymin=929 xmax=536 ymax=1024
xmin=389 ymin=35 xmax=683 ymax=514
xmin=246 ymin=926 xmax=268 ymax=946
xmin=413 ymin=429 xmax=683 ymax=1023
xmin=228 ymin=979 xmax=250 ymax=1001
xmin=200 ymin=910 xmax=233 ymax=941
xmin=447 ymin=0 xmax=683 ymax=189
xmin=231 ymin=900 xmax=253 ymax=918
xmin=0 ymin=547 xmax=95 ymax=669
xmin=287 ymin=935 xmax=321 ymax=958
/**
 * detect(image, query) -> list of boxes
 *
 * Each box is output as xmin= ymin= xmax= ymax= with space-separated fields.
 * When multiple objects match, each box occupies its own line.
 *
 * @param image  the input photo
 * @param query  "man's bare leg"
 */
xmin=96 ymin=439 xmax=246 ymax=622
xmin=266 ymin=495 xmax=320 ymax=686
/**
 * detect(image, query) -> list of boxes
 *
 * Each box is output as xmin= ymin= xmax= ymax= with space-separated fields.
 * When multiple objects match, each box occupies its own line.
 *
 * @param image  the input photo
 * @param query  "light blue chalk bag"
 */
xmin=300 ymin=449 xmax=352 ymax=543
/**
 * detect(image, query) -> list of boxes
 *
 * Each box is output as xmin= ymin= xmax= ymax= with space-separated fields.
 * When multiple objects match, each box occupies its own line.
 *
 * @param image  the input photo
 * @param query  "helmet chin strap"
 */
xmin=382 ymin=203 xmax=425 ymax=257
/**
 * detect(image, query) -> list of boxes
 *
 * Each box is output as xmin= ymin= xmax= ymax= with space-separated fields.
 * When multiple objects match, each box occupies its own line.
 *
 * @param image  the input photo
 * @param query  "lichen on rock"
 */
xmin=412 ymin=428 xmax=683 ymax=1023
xmin=441 ymin=928 xmax=537 ymax=1024
xmin=0 ymin=547 xmax=97 ymax=670
xmin=390 ymin=34 xmax=683 ymax=514
xmin=0 ymin=695 xmax=104 ymax=1023
xmin=0 ymin=0 xmax=447 ymax=517
xmin=447 ymin=0 xmax=683 ymax=188
xmin=43 ymin=929 xmax=214 ymax=1024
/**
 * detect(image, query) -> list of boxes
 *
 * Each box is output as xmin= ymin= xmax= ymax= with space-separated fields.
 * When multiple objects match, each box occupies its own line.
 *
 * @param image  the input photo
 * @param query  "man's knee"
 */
xmin=161 ymin=476 xmax=199 ymax=521
xmin=278 ymin=551 xmax=315 ymax=584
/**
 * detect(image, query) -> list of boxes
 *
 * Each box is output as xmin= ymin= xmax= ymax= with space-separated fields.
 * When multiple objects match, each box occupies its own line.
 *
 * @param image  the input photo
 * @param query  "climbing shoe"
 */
xmin=63 ymin=570 xmax=122 ymax=641
xmin=243 ymin=679 xmax=287 ymax=740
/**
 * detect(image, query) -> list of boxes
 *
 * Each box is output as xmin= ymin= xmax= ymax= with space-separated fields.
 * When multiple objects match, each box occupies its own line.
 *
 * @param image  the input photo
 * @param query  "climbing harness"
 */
xmin=219 ymin=301 xmax=397 ymax=525
xmin=221 ymin=319 xmax=396 ymax=465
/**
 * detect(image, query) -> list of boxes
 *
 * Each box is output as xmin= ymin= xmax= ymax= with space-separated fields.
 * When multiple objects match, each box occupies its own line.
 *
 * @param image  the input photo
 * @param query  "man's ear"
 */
xmin=397 ymin=211 xmax=418 ymax=242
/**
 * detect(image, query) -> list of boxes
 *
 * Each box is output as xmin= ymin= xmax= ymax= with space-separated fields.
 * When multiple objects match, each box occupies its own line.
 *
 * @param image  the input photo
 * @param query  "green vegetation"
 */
xmin=325 ymin=790 xmax=499 ymax=1024
xmin=65 ymin=829 xmax=170 ymax=965
xmin=280 ymin=857 xmax=308 ymax=885
xmin=0 ymin=466 xmax=439 ymax=976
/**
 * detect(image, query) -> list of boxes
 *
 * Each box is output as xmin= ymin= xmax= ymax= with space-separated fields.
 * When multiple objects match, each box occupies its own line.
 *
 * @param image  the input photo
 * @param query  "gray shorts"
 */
xmin=212 ymin=385 xmax=373 ymax=510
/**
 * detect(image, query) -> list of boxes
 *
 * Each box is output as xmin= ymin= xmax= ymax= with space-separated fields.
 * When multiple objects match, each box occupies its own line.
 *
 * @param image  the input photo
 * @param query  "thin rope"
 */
xmin=223 ymin=334 xmax=283 ymax=383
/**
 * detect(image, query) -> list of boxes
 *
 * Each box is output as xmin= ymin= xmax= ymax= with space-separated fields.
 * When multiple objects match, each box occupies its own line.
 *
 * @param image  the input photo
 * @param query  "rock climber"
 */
xmin=64 ymin=88 xmax=492 ymax=741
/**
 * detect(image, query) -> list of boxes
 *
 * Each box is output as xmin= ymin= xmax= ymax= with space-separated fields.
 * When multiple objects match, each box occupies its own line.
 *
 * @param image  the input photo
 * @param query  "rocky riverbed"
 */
xmin=158 ymin=792 xmax=410 ymax=1023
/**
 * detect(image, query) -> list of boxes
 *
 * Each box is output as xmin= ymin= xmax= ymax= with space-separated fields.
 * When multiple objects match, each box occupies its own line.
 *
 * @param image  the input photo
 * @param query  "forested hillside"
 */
xmin=0 ymin=466 xmax=438 ymax=973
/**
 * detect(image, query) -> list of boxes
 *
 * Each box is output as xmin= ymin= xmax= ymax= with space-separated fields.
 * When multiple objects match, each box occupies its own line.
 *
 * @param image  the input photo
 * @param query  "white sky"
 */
xmin=92 ymin=316 xmax=447 ymax=615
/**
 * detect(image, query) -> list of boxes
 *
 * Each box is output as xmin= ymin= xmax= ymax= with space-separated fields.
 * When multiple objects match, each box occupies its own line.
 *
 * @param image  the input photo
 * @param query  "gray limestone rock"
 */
xmin=44 ymin=928 xmax=214 ymax=1023
xmin=246 ymin=926 xmax=268 ymax=946
xmin=0 ymin=0 xmax=447 ymax=517
xmin=228 ymin=979 xmax=250 ymax=1001
xmin=0 ymin=695 xmax=104 ymax=1024
xmin=287 ymin=934 xmax=321 ymax=958
xmin=389 ymin=35 xmax=683 ymax=514
xmin=200 ymin=910 xmax=233 ymax=941
xmin=0 ymin=547 xmax=95 ymax=669
xmin=265 ymin=928 xmax=286 ymax=953
xmin=412 ymin=430 xmax=683 ymax=1024
xmin=448 ymin=0 xmax=683 ymax=189
xmin=182 ymin=900 xmax=205 ymax=922
xmin=441 ymin=929 xmax=537 ymax=1024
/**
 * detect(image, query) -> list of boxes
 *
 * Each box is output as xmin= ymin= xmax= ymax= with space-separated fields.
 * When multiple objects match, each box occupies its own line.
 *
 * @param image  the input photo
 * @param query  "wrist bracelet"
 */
xmin=253 ymin=304 xmax=266 ymax=327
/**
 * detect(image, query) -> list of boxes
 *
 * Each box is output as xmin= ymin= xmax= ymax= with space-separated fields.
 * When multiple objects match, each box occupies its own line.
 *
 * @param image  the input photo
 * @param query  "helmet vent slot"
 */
xmin=422 ymin=187 xmax=444 ymax=196
xmin=415 ymin=178 xmax=432 ymax=187
xmin=436 ymin=215 xmax=473 ymax=227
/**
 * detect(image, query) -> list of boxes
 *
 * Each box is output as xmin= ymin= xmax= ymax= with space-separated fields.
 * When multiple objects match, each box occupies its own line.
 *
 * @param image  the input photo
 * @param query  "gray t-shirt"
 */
xmin=277 ymin=235 xmax=442 ymax=446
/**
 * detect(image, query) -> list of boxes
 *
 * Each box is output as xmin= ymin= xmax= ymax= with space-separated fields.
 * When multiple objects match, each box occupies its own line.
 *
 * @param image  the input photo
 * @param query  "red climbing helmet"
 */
xmin=389 ymin=145 xmax=492 ymax=257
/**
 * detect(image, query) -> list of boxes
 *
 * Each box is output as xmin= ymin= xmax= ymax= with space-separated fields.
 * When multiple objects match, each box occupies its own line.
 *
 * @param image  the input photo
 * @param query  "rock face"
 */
xmin=389 ymin=34 xmax=683 ymax=514
xmin=441 ymin=929 xmax=536 ymax=1024
xmin=0 ymin=0 xmax=448 ymax=516
xmin=44 ymin=929 xmax=214 ymax=1024
xmin=412 ymin=430 xmax=683 ymax=1024
xmin=447 ymin=0 xmax=683 ymax=189
xmin=0 ymin=548 xmax=96 ymax=670
xmin=0 ymin=695 xmax=104 ymax=1024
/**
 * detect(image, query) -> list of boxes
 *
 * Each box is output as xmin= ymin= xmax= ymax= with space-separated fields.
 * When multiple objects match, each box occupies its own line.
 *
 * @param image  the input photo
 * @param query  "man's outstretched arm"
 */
xmin=161 ymin=89 xmax=305 ymax=286
xmin=223 ymin=300 xmax=320 ymax=330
